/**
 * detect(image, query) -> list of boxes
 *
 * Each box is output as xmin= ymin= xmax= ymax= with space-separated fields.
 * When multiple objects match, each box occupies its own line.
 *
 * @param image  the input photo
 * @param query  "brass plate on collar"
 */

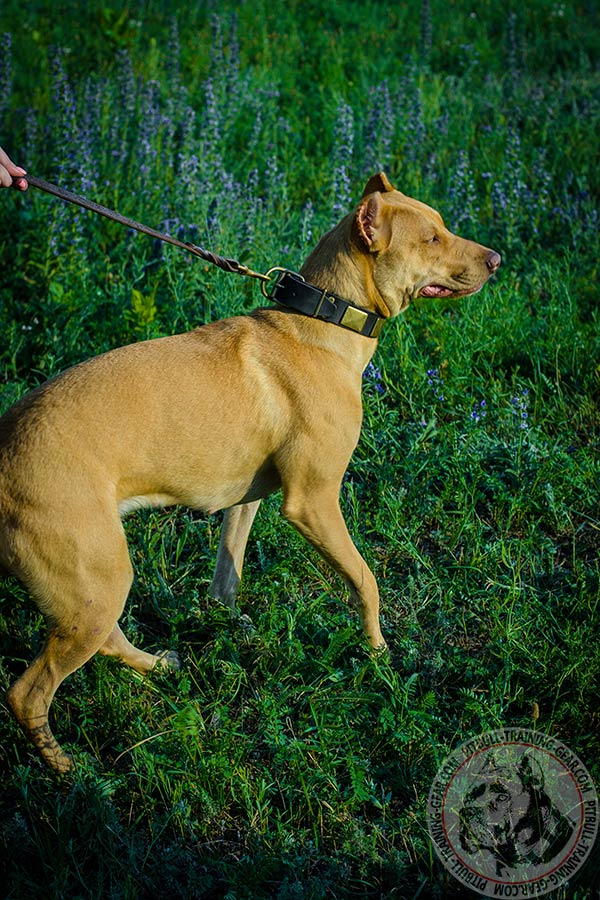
xmin=340 ymin=306 xmax=369 ymax=334
xmin=371 ymin=317 xmax=384 ymax=338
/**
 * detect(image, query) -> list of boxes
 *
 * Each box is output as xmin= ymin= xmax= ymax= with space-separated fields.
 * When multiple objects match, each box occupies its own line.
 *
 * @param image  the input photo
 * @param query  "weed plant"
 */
xmin=0 ymin=1 xmax=599 ymax=898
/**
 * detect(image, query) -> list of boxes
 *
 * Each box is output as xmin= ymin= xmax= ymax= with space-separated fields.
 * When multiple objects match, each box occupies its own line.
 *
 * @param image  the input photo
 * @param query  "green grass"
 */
xmin=1 ymin=1 xmax=600 ymax=897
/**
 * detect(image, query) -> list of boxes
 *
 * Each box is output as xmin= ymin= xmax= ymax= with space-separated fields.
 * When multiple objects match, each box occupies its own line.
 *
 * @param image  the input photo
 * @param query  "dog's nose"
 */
xmin=486 ymin=251 xmax=501 ymax=273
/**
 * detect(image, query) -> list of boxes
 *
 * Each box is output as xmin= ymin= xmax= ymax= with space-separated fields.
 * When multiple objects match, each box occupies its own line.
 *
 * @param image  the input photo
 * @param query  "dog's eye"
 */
xmin=427 ymin=235 xmax=441 ymax=244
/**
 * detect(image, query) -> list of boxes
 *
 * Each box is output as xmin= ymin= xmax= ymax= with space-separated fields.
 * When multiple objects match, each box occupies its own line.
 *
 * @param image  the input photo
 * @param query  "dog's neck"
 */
xmin=299 ymin=215 xmax=393 ymax=319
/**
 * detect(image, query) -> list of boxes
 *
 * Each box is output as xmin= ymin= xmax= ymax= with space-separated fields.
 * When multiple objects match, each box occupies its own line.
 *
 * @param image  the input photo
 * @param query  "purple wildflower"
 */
xmin=209 ymin=14 xmax=225 ymax=72
xmin=427 ymin=368 xmax=445 ymax=403
xmin=364 ymin=362 xmax=385 ymax=394
xmin=512 ymin=389 xmax=530 ymax=429
xmin=167 ymin=17 xmax=181 ymax=88
xmin=363 ymin=81 xmax=393 ymax=174
xmin=117 ymin=49 xmax=136 ymax=119
xmin=448 ymin=150 xmax=480 ymax=232
xmin=50 ymin=48 xmax=78 ymax=177
xmin=224 ymin=13 xmax=241 ymax=109
xmin=201 ymin=77 xmax=224 ymax=184
xmin=491 ymin=126 xmax=530 ymax=246
xmin=24 ymin=108 xmax=39 ymax=163
xmin=332 ymin=101 xmax=355 ymax=222
xmin=470 ymin=400 xmax=487 ymax=424
xmin=399 ymin=64 xmax=426 ymax=165
xmin=301 ymin=201 xmax=314 ymax=248
xmin=138 ymin=79 xmax=162 ymax=197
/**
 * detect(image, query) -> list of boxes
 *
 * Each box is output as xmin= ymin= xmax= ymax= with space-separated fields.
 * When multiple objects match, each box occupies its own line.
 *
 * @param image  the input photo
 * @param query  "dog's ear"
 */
xmin=361 ymin=172 xmax=395 ymax=198
xmin=356 ymin=192 xmax=391 ymax=251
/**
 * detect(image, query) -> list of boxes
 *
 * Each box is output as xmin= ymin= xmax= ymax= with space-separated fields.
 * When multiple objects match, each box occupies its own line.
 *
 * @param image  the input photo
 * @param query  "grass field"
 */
xmin=1 ymin=1 xmax=599 ymax=897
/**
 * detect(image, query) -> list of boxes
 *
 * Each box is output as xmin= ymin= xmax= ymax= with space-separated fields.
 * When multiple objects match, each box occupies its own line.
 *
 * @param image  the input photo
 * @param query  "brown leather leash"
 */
xmin=13 ymin=174 xmax=385 ymax=338
xmin=15 ymin=174 xmax=270 ymax=282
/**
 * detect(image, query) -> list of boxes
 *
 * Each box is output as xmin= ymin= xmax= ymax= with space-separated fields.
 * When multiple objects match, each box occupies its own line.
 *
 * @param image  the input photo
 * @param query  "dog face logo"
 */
xmin=426 ymin=729 xmax=599 ymax=898
xmin=459 ymin=752 xmax=576 ymax=876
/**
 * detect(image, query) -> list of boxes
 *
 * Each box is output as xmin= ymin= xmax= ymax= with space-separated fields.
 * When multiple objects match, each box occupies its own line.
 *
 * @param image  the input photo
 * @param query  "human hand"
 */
xmin=0 ymin=147 xmax=27 ymax=190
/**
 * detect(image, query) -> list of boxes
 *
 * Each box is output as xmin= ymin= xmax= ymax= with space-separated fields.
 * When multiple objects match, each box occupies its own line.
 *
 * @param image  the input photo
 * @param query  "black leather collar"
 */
xmin=264 ymin=269 xmax=385 ymax=339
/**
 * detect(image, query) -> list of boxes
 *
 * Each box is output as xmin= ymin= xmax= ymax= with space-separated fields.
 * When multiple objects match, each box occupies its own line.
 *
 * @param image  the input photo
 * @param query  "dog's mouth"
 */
xmin=419 ymin=282 xmax=483 ymax=298
xmin=419 ymin=284 xmax=454 ymax=297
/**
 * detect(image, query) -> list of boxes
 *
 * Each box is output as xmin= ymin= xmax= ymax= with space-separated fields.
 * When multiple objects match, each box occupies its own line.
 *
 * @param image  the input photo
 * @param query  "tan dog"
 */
xmin=0 ymin=173 xmax=500 ymax=772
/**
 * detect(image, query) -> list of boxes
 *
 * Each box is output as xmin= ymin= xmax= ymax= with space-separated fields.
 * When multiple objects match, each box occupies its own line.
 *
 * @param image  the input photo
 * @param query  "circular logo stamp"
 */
xmin=427 ymin=728 xmax=599 ymax=897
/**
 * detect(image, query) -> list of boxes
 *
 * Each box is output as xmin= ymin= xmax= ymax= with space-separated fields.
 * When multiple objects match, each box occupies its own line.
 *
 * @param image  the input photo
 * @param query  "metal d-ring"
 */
xmin=260 ymin=266 xmax=304 ymax=300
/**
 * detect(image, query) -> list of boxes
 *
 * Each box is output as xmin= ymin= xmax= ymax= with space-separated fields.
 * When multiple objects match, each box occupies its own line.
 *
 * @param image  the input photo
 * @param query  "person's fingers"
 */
xmin=0 ymin=148 xmax=27 ymax=187
xmin=0 ymin=164 xmax=12 ymax=187
xmin=0 ymin=151 xmax=28 ymax=189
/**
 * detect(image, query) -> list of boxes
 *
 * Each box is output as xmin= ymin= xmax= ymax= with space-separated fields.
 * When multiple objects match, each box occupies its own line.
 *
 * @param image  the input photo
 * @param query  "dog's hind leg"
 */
xmin=6 ymin=525 xmax=135 ymax=773
xmin=209 ymin=500 xmax=261 ymax=610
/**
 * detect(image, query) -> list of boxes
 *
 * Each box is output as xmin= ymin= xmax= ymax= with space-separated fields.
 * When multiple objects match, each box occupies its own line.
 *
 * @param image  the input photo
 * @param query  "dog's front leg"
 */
xmin=209 ymin=500 xmax=261 ymax=610
xmin=282 ymin=488 xmax=386 ymax=650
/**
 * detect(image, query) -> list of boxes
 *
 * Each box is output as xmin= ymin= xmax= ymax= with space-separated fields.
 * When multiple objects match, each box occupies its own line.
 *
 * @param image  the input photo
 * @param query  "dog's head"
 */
xmin=458 ymin=753 xmax=575 ymax=875
xmin=352 ymin=172 xmax=501 ymax=316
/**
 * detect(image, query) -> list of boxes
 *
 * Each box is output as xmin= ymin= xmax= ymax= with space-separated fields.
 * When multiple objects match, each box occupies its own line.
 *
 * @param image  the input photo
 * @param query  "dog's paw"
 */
xmin=236 ymin=612 xmax=257 ymax=643
xmin=154 ymin=650 xmax=181 ymax=671
xmin=369 ymin=640 xmax=389 ymax=658
xmin=48 ymin=749 xmax=77 ymax=777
